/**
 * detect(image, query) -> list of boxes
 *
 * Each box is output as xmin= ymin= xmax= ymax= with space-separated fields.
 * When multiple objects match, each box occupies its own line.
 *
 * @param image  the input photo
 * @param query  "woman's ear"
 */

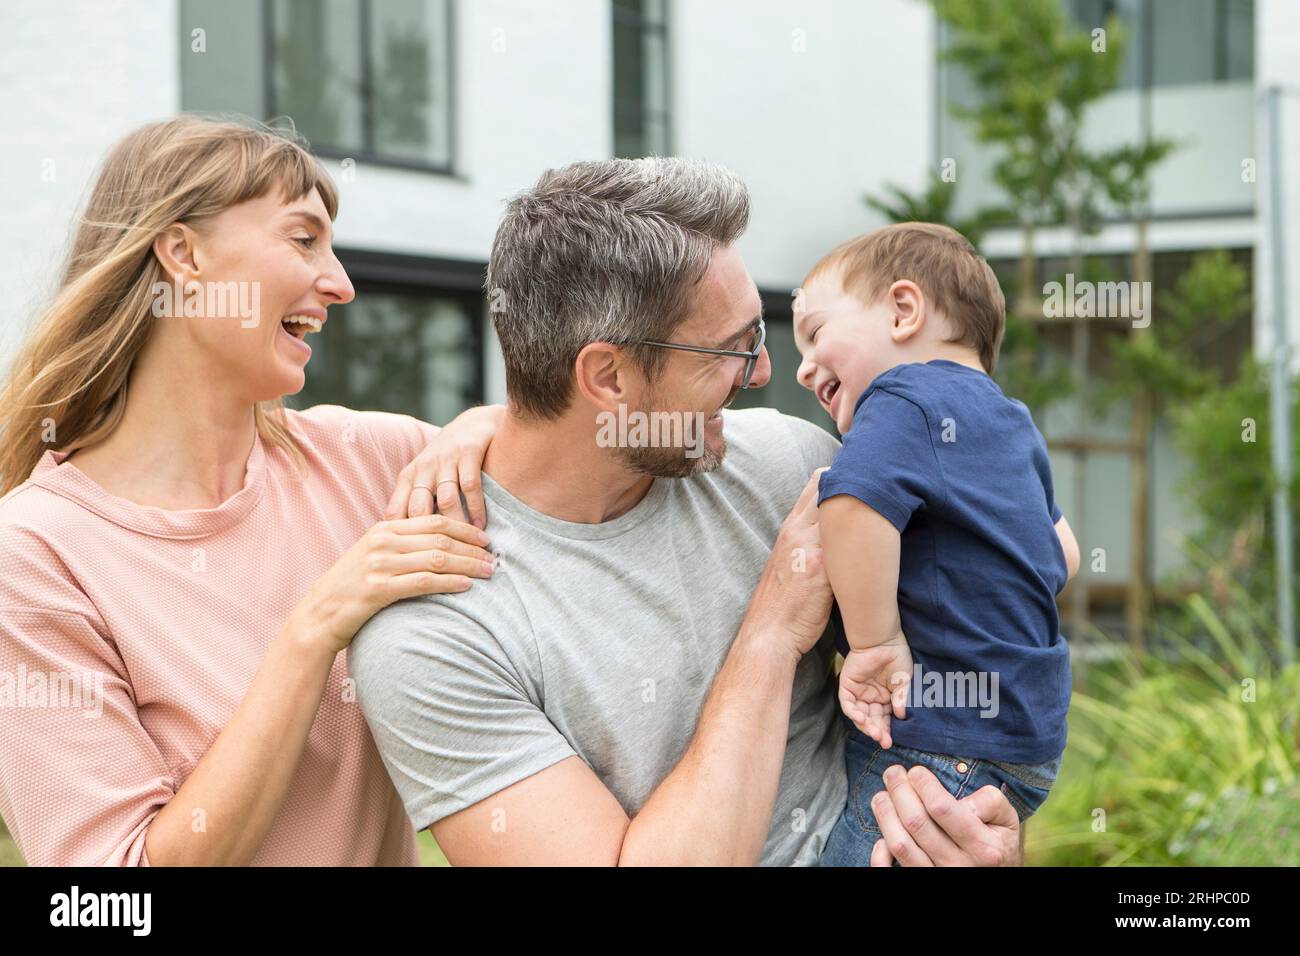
xmin=573 ymin=341 xmax=635 ymax=413
xmin=151 ymin=223 xmax=201 ymax=284
xmin=889 ymin=279 xmax=926 ymax=344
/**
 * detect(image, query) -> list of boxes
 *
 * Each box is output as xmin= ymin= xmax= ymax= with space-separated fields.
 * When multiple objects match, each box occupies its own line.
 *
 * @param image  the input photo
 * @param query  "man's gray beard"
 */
xmin=616 ymin=434 xmax=726 ymax=478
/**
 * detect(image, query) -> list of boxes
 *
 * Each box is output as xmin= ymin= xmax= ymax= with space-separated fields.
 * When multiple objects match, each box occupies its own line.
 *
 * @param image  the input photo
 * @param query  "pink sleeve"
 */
xmin=358 ymin=411 xmax=441 ymax=481
xmin=0 ymin=548 xmax=174 ymax=866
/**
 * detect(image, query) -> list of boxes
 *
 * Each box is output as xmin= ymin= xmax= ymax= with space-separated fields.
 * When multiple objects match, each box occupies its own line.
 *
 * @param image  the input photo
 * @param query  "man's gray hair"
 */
xmin=486 ymin=157 xmax=751 ymax=420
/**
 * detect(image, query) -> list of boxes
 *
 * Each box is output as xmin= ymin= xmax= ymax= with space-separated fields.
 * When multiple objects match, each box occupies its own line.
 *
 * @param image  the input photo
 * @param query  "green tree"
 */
xmin=928 ymin=0 xmax=1177 ymax=643
xmin=863 ymin=172 xmax=1006 ymax=247
xmin=863 ymin=170 xmax=1069 ymax=411
xmin=1173 ymin=356 xmax=1300 ymax=615
xmin=1106 ymin=251 xmax=1251 ymax=409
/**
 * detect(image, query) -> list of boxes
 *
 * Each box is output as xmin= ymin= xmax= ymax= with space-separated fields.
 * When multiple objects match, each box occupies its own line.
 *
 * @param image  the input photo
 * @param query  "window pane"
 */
xmin=612 ymin=6 xmax=670 ymax=158
xmin=370 ymin=0 xmax=453 ymax=167
xmin=290 ymin=291 xmax=479 ymax=424
xmin=1114 ymin=0 xmax=1144 ymax=89
xmin=642 ymin=0 xmax=668 ymax=27
xmin=179 ymin=0 xmax=263 ymax=117
xmin=1151 ymin=0 xmax=1216 ymax=86
xmin=642 ymin=113 xmax=670 ymax=157
xmin=1225 ymin=0 xmax=1254 ymax=81
xmin=270 ymin=0 xmax=364 ymax=153
xmin=642 ymin=28 xmax=668 ymax=116
xmin=615 ymin=0 xmax=666 ymax=24
xmin=614 ymin=114 xmax=645 ymax=160
xmin=1066 ymin=0 xmax=1142 ymax=90
xmin=613 ymin=20 xmax=646 ymax=120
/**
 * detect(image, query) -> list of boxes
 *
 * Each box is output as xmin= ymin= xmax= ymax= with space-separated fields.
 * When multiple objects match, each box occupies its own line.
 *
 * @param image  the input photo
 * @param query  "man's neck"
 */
xmin=482 ymin=407 xmax=655 ymax=524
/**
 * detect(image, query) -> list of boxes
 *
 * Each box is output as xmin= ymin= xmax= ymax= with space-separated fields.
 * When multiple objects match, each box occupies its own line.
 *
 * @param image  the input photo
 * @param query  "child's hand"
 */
xmin=839 ymin=639 xmax=913 ymax=749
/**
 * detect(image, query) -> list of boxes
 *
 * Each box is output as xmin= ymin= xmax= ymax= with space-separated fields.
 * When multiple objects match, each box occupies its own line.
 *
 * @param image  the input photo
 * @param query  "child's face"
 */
xmin=794 ymin=273 xmax=897 ymax=434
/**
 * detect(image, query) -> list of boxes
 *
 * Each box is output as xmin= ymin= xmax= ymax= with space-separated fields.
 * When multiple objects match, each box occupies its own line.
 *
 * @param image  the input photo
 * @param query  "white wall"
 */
xmin=328 ymin=0 xmax=612 ymax=261
xmin=5 ymin=0 xmax=1288 ymax=387
xmin=672 ymin=0 xmax=935 ymax=292
xmin=329 ymin=0 xmax=939 ymax=400
xmin=336 ymin=0 xmax=939 ymax=289
xmin=320 ymin=0 xmax=616 ymax=405
xmin=0 ymin=0 xmax=939 ymax=378
xmin=1254 ymin=0 xmax=1300 ymax=367
xmin=0 ymin=0 xmax=178 ymax=375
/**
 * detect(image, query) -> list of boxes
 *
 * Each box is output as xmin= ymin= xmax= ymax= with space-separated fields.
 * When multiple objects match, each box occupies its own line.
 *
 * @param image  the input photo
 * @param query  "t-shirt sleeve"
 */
xmin=347 ymin=597 xmax=577 ymax=831
xmin=0 ymin=541 xmax=176 ymax=865
xmin=1031 ymin=421 xmax=1063 ymax=523
xmin=358 ymin=410 xmax=441 ymax=481
xmin=817 ymin=388 xmax=945 ymax=532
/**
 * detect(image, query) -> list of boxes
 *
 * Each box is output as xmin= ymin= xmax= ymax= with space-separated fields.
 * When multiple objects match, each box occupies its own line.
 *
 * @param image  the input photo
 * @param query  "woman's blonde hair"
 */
xmin=0 ymin=114 xmax=340 ymax=496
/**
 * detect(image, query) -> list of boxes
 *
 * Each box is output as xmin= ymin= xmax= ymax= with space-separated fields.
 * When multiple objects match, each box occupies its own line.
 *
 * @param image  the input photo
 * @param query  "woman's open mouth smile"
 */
xmin=278 ymin=313 xmax=325 ymax=356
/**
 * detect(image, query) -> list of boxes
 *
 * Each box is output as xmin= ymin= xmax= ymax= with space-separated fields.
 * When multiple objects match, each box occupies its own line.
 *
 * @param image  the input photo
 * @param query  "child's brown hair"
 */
xmin=804 ymin=222 xmax=1006 ymax=373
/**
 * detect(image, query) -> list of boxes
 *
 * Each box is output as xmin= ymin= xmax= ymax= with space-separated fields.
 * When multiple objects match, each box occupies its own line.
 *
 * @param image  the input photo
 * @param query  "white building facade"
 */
xmin=1 ymin=0 xmax=1297 ymax=626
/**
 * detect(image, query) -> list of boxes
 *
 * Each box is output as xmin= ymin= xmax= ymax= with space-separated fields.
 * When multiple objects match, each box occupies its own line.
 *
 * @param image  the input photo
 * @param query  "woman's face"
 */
xmin=161 ymin=187 xmax=354 ymax=403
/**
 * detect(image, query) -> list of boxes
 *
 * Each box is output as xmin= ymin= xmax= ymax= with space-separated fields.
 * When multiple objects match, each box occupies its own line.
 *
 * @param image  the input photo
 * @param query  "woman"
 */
xmin=0 ymin=116 xmax=502 ymax=865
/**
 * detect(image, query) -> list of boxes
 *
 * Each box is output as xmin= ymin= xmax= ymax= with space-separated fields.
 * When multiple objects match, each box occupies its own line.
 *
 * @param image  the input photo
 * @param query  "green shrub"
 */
xmin=1029 ymin=593 xmax=1299 ymax=866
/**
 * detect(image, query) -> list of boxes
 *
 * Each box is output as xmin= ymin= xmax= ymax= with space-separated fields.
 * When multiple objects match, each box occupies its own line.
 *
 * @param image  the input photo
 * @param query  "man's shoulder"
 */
xmin=673 ymin=408 xmax=839 ymax=536
xmin=719 ymin=407 xmax=840 ymax=473
xmin=347 ymin=578 xmax=537 ymax=691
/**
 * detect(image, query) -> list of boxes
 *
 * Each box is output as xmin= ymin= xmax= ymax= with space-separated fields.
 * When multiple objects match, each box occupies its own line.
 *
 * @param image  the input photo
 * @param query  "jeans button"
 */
xmin=956 ymin=761 xmax=969 ymax=774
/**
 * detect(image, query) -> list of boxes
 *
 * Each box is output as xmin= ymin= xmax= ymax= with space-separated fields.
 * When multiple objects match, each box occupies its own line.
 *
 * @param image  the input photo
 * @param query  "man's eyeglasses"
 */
xmin=631 ymin=317 xmax=766 ymax=390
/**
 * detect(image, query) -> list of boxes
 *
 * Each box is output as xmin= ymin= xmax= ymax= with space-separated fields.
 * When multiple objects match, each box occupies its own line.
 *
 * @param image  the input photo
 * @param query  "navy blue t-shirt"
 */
xmin=817 ymin=360 xmax=1070 ymax=764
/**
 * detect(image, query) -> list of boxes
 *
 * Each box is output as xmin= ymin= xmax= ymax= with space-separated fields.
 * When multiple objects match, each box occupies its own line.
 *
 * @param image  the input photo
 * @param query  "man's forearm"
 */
xmin=617 ymin=624 xmax=799 ymax=866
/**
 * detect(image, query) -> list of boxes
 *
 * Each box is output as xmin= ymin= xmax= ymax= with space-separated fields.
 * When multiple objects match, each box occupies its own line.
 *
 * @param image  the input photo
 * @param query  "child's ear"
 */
xmin=888 ymin=280 xmax=925 ymax=344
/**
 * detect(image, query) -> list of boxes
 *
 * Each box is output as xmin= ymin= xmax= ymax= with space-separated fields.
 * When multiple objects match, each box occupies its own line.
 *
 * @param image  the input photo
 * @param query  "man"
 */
xmin=348 ymin=158 xmax=1024 ymax=866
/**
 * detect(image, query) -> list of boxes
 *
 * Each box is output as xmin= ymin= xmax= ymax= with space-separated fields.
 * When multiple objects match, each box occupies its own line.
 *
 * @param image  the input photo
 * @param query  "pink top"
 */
xmin=0 ymin=404 xmax=437 ymax=866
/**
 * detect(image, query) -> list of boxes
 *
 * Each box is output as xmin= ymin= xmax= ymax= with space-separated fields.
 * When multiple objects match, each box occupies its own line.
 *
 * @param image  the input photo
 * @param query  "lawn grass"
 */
xmin=417 ymin=828 xmax=450 ymax=866
xmin=0 ymin=820 xmax=24 ymax=867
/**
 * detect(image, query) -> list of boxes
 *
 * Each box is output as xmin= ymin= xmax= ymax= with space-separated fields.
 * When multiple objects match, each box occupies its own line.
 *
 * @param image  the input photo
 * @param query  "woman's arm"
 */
xmin=143 ymin=604 xmax=338 ymax=865
xmin=144 ymin=512 xmax=495 ymax=866
xmin=144 ymin=411 xmax=503 ymax=865
xmin=0 ymin=602 xmax=174 ymax=866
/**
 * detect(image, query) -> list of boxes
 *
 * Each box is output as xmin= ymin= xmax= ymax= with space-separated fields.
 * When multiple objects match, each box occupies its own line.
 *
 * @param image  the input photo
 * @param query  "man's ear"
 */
xmin=888 ymin=279 xmax=926 ymax=344
xmin=151 ymin=223 xmax=202 ymax=285
xmin=573 ymin=342 xmax=637 ymax=413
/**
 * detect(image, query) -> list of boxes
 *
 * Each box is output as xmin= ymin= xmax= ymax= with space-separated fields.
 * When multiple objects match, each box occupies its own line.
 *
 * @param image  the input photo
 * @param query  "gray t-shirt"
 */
xmin=348 ymin=407 xmax=847 ymax=866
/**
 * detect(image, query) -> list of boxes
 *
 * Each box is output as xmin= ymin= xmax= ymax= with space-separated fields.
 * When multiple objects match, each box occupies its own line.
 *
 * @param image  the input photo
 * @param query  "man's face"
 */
xmin=620 ymin=243 xmax=770 ymax=477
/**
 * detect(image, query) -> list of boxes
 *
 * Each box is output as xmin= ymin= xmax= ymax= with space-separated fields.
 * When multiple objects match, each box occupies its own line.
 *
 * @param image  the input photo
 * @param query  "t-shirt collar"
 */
xmin=27 ymin=433 xmax=269 ymax=539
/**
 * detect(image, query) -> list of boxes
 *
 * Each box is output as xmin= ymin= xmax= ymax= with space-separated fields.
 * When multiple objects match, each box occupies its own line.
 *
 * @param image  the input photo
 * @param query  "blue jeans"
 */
xmin=820 ymin=717 xmax=1060 ymax=867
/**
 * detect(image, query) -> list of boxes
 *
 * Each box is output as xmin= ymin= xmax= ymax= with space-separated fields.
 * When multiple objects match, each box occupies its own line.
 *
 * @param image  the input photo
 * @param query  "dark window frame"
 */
xmin=260 ymin=0 xmax=457 ymax=176
xmin=1064 ymin=0 xmax=1251 ymax=86
xmin=612 ymin=0 xmax=673 ymax=158
xmin=288 ymin=249 xmax=487 ymax=420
